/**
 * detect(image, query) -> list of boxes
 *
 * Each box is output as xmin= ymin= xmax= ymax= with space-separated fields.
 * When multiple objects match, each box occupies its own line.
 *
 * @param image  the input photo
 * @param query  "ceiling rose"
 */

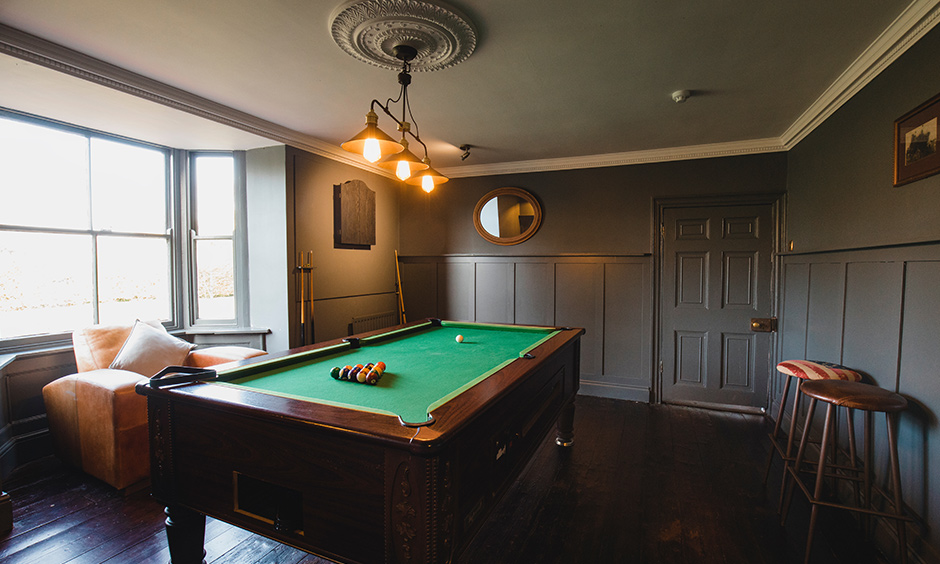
xmin=330 ymin=0 xmax=477 ymax=72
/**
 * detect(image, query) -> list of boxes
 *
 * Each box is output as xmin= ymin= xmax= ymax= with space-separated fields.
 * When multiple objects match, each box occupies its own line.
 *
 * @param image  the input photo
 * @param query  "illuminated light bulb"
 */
xmin=363 ymin=138 xmax=381 ymax=163
xmin=396 ymin=159 xmax=411 ymax=181
xmin=422 ymin=174 xmax=434 ymax=193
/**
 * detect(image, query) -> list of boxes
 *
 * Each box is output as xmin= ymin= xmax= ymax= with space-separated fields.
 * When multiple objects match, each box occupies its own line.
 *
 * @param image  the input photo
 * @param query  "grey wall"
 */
xmin=786 ymin=25 xmax=940 ymax=253
xmin=286 ymin=148 xmax=402 ymax=344
xmin=779 ymin=23 xmax=940 ymax=562
xmin=398 ymin=153 xmax=787 ymax=401
xmin=401 ymin=153 xmax=787 ymax=256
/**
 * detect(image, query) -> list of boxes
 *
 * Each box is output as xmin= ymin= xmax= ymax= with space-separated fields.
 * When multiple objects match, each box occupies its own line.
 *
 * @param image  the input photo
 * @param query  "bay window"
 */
xmin=0 ymin=110 xmax=245 ymax=349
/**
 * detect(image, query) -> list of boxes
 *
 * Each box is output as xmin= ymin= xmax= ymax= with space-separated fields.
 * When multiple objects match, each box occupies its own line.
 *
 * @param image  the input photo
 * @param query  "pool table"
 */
xmin=137 ymin=319 xmax=583 ymax=564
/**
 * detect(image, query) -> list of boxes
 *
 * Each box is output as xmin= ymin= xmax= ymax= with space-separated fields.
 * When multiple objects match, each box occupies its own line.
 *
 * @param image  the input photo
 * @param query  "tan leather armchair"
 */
xmin=42 ymin=322 xmax=266 ymax=490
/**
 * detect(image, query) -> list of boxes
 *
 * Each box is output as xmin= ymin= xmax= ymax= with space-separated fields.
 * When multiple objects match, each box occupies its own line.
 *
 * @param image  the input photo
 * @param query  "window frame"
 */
xmin=186 ymin=150 xmax=249 ymax=327
xmin=0 ymin=109 xmax=250 ymax=353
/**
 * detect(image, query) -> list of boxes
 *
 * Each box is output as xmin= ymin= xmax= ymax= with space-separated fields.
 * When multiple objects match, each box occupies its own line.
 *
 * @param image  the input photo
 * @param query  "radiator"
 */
xmin=348 ymin=311 xmax=399 ymax=335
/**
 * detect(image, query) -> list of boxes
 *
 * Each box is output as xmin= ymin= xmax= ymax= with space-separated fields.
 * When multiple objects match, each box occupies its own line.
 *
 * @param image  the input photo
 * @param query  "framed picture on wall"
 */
xmin=894 ymin=92 xmax=940 ymax=186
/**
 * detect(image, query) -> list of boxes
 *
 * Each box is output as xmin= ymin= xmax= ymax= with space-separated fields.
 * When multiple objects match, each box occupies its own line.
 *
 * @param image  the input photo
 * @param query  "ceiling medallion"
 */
xmin=330 ymin=0 xmax=477 ymax=72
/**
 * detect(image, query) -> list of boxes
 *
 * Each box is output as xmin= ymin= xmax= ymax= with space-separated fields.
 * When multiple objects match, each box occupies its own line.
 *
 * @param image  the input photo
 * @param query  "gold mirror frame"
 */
xmin=472 ymin=187 xmax=542 ymax=246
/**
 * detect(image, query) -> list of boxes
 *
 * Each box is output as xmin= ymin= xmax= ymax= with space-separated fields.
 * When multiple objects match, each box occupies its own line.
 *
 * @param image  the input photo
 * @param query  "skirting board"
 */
xmin=579 ymin=380 xmax=650 ymax=403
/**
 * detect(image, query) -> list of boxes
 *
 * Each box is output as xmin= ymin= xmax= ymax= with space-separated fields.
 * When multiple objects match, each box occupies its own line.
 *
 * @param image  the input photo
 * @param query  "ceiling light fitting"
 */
xmin=341 ymin=45 xmax=444 ymax=192
xmin=333 ymin=0 xmax=477 ymax=192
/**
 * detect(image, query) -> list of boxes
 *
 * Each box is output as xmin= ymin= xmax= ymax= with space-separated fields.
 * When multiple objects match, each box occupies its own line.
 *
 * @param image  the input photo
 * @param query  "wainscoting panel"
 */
xmin=805 ymin=262 xmax=845 ymax=363
xmin=775 ymin=244 xmax=940 ymax=563
xmin=399 ymin=256 xmax=653 ymax=402
xmin=474 ymin=262 xmax=514 ymax=324
xmin=555 ymin=262 xmax=604 ymax=381
xmin=779 ymin=263 xmax=809 ymax=362
xmin=841 ymin=261 xmax=904 ymax=390
xmin=0 ymin=349 xmax=75 ymax=477
xmin=603 ymin=262 xmax=652 ymax=395
xmin=437 ymin=262 xmax=475 ymax=322
xmin=514 ymin=262 xmax=554 ymax=326
xmin=897 ymin=261 xmax=940 ymax=528
xmin=400 ymin=261 xmax=437 ymax=321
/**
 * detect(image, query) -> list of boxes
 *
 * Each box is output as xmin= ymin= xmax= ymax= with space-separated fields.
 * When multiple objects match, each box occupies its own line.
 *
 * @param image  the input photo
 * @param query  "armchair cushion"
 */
xmin=109 ymin=320 xmax=194 ymax=377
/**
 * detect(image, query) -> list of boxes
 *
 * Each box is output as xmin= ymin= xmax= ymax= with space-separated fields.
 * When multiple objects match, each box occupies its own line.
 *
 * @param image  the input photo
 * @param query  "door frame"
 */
xmin=651 ymin=192 xmax=786 ymax=409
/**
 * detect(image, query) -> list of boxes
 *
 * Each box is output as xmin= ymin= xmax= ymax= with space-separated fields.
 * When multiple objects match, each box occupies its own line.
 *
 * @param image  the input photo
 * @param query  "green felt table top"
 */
xmin=218 ymin=321 xmax=558 ymax=425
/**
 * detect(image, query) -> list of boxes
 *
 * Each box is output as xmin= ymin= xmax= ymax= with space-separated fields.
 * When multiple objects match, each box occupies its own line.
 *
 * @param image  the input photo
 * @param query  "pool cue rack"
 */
xmin=296 ymin=251 xmax=314 ymax=346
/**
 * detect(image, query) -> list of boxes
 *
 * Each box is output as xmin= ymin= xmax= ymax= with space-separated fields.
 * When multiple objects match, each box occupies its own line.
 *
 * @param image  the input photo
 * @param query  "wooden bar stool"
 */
xmin=781 ymin=379 xmax=911 ymax=564
xmin=764 ymin=361 xmax=862 ymax=510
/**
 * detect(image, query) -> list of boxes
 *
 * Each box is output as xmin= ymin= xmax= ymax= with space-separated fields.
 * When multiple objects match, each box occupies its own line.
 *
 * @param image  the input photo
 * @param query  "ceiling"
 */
xmin=1 ymin=0 xmax=938 ymax=178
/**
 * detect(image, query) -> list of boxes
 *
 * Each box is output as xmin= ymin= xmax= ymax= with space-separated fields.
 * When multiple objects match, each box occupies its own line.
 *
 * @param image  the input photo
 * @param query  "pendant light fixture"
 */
xmin=331 ymin=0 xmax=477 ymax=192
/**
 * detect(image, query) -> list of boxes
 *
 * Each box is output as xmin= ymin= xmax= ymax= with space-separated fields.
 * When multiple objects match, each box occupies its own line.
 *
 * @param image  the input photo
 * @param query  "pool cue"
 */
xmin=297 ymin=252 xmax=306 ymax=346
xmin=306 ymin=251 xmax=315 ymax=343
xmin=395 ymin=250 xmax=406 ymax=324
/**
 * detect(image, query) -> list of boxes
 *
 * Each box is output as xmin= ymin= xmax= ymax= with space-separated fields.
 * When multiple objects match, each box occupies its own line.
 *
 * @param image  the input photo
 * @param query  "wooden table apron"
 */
xmin=138 ymin=321 xmax=583 ymax=564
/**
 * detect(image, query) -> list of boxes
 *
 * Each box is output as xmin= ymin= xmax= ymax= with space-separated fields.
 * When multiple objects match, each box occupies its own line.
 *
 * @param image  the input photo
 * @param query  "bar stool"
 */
xmin=764 ymin=360 xmax=862 ymax=509
xmin=781 ymin=379 xmax=911 ymax=564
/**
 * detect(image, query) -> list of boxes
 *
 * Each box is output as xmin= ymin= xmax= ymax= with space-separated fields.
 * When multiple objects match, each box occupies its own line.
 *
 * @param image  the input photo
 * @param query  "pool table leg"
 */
xmin=165 ymin=504 xmax=207 ymax=564
xmin=555 ymin=398 xmax=576 ymax=447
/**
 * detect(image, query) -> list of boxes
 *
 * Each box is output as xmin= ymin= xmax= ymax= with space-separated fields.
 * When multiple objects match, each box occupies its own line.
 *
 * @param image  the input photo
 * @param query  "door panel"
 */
xmin=661 ymin=204 xmax=774 ymax=409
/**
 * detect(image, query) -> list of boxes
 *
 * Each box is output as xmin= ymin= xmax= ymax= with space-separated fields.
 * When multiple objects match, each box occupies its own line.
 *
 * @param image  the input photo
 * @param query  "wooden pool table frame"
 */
xmin=137 ymin=319 xmax=583 ymax=564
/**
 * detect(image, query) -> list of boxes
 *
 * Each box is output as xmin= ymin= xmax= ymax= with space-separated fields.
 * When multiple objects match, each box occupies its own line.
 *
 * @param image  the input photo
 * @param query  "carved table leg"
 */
xmin=165 ymin=505 xmax=207 ymax=564
xmin=555 ymin=398 xmax=575 ymax=447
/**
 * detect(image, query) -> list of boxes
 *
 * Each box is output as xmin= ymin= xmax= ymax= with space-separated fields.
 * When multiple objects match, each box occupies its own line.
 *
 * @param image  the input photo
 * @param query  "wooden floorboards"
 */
xmin=0 ymin=396 xmax=886 ymax=563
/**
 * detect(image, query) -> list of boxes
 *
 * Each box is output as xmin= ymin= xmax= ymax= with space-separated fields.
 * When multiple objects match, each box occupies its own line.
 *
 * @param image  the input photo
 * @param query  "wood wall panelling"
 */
xmin=602 ymin=262 xmax=652 ymax=398
xmin=554 ymin=262 xmax=604 ymax=380
xmin=400 ymin=262 xmax=438 ymax=321
xmin=398 ymin=256 xmax=652 ymax=401
xmin=897 ymin=261 xmax=940 ymax=530
xmin=775 ymin=248 xmax=940 ymax=562
xmin=437 ymin=261 xmax=475 ymax=321
xmin=0 ymin=350 xmax=75 ymax=476
xmin=778 ymin=262 xmax=809 ymax=362
xmin=805 ymin=262 xmax=846 ymax=363
xmin=474 ymin=262 xmax=514 ymax=324
xmin=513 ymin=263 xmax=554 ymax=326
xmin=841 ymin=261 xmax=904 ymax=390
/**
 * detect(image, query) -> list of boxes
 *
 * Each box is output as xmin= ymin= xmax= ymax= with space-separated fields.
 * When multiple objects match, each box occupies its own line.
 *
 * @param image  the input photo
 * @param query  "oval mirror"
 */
xmin=473 ymin=187 xmax=542 ymax=245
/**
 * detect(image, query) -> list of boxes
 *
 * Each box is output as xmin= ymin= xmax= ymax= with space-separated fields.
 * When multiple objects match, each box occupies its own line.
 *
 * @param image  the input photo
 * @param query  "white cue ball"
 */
xmin=456 ymin=335 xmax=464 ymax=343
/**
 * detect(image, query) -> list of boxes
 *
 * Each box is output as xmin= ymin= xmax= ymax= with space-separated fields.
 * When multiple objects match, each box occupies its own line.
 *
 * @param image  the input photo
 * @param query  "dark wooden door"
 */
xmin=661 ymin=204 xmax=774 ymax=411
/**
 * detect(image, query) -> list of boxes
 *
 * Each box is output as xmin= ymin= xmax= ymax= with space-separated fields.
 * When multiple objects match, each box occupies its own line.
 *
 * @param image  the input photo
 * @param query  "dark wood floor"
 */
xmin=1 ymin=397 xmax=887 ymax=564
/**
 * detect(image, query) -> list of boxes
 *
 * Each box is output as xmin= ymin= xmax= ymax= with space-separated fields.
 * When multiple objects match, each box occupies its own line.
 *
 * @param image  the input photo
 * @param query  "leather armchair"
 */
xmin=42 ymin=323 xmax=266 ymax=490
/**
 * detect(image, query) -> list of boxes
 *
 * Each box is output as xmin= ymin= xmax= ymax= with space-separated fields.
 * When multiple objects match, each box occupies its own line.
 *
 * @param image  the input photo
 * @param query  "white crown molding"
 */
xmin=0 ymin=23 xmax=386 ymax=175
xmin=439 ymin=138 xmax=787 ymax=178
xmin=781 ymin=0 xmax=940 ymax=149
xmin=2 ymin=0 xmax=939 ymax=180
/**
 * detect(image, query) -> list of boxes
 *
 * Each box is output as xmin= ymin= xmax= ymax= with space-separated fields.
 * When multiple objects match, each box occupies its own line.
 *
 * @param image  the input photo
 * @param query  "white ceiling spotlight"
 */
xmin=672 ymin=90 xmax=691 ymax=103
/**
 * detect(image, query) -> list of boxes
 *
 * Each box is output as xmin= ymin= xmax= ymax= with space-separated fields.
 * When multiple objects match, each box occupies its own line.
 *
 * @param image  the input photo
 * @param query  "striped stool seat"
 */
xmin=776 ymin=359 xmax=863 ymax=382
xmin=764 ymin=360 xmax=862 ymax=508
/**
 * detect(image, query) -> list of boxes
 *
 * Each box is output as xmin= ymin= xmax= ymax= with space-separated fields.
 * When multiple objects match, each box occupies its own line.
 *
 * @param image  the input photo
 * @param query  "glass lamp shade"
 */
xmin=377 ymin=139 xmax=428 ymax=180
xmin=341 ymin=110 xmax=404 ymax=163
xmin=405 ymin=159 xmax=448 ymax=192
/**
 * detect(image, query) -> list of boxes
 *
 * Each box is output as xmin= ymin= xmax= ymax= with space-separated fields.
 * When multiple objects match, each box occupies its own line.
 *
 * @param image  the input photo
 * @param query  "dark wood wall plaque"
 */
xmin=334 ymin=180 xmax=376 ymax=249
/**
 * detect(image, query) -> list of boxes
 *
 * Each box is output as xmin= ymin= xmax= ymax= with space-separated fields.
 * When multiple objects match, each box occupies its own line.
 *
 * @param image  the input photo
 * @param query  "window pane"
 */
xmin=195 ymin=239 xmax=234 ymax=320
xmin=0 ymin=232 xmax=94 ymax=338
xmin=0 ymin=117 xmax=90 ymax=229
xmin=194 ymin=155 xmax=234 ymax=236
xmin=97 ymin=236 xmax=171 ymax=324
xmin=91 ymin=138 xmax=167 ymax=233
